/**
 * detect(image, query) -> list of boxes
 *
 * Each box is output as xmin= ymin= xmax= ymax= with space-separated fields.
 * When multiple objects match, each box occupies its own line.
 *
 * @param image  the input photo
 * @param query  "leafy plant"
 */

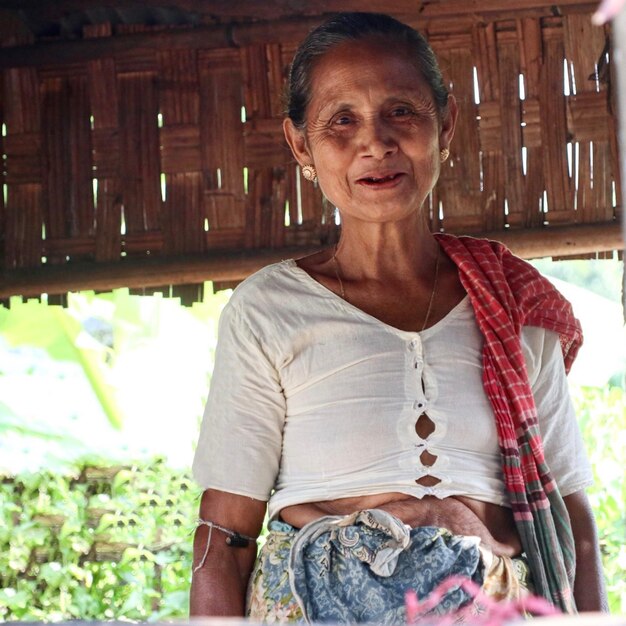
xmin=0 ymin=458 xmax=199 ymax=621
xmin=572 ymin=384 xmax=626 ymax=613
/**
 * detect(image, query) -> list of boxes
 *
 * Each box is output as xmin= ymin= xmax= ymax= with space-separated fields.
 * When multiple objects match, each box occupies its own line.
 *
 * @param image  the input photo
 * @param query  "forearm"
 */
xmin=564 ymin=492 xmax=609 ymax=612
xmin=572 ymin=529 xmax=608 ymax=612
xmin=190 ymin=524 xmax=257 ymax=616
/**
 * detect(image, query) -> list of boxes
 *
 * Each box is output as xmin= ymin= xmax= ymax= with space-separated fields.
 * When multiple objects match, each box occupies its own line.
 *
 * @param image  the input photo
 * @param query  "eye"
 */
xmin=331 ymin=113 xmax=354 ymax=126
xmin=389 ymin=106 xmax=414 ymax=118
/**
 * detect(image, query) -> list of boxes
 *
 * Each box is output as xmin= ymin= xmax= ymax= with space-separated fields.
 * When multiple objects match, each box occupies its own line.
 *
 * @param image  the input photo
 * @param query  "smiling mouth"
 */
xmin=358 ymin=173 xmax=404 ymax=185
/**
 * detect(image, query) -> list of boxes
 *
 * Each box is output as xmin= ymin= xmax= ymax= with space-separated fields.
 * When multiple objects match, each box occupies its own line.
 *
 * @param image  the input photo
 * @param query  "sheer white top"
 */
xmin=192 ymin=261 xmax=592 ymax=520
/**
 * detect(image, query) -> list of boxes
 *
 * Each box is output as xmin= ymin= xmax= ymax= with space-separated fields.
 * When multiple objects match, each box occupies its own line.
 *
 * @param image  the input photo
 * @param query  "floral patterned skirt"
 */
xmin=246 ymin=510 xmax=532 ymax=624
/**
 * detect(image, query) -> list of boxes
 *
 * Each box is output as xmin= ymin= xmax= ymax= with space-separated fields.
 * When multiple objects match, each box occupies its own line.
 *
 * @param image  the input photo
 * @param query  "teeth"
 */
xmin=366 ymin=174 xmax=395 ymax=182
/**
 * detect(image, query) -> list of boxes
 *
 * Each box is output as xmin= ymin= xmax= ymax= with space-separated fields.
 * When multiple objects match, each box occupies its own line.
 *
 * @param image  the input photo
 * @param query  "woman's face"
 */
xmin=284 ymin=38 xmax=457 ymax=226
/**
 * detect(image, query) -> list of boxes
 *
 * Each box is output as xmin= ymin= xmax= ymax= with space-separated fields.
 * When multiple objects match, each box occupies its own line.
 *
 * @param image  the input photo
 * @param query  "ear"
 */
xmin=439 ymin=94 xmax=458 ymax=150
xmin=283 ymin=118 xmax=313 ymax=166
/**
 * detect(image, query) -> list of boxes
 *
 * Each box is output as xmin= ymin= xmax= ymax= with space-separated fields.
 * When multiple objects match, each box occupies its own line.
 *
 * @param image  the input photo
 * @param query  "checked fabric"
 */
xmin=436 ymin=233 xmax=583 ymax=614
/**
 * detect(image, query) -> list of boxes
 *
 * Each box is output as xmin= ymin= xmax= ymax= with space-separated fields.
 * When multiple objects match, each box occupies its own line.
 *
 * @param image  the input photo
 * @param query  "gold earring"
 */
xmin=440 ymin=148 xmax=450 ymax=163
xmin=301 ymin=164 xmax=317 ymax=182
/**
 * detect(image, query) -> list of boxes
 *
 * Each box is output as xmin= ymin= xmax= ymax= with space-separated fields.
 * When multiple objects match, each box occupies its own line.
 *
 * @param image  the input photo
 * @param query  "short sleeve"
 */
xmin=522 ymin=326 xmax=593 ymax=496
xmin=192 ymin=301 xmax=286 ymax=500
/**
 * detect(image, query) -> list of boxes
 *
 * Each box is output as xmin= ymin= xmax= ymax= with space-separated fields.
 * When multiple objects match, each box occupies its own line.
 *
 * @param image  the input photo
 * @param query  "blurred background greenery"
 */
xmin=0 ymin=258 xmax=624 ymax=619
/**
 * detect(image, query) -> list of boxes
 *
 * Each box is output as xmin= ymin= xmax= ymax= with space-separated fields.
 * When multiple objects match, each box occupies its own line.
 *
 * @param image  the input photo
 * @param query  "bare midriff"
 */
xmin=279 ymin=493 xmax=522 ymax=557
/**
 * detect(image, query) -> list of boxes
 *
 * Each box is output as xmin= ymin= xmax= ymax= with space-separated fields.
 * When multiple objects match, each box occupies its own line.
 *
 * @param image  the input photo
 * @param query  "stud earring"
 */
xmin=440 ymin=148 xmax=450 ymax=163
xmin=301 ymin=164 xmax=317 ymax=182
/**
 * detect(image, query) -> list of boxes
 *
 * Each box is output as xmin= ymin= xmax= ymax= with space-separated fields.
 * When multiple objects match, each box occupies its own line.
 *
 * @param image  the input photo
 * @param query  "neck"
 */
xmin=333 ymin=213 xmax=439 ymax=281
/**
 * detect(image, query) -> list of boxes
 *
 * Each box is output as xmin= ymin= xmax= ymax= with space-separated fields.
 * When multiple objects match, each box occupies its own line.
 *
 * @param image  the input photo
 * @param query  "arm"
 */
xmin=190 ymin=299 xmax=285 ymax=616
xmin=563 ymin=490 xmax=609 ymax=612
xmin=523 ymin=328 xmax=606 ymax=610
xmin=190 ymin=488 xmax=266 ymax=617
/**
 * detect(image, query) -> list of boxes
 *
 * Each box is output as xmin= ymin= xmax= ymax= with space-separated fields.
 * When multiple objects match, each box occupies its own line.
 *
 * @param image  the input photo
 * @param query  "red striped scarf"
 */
xmin=436 ymin=233 xmax=582 ymax=613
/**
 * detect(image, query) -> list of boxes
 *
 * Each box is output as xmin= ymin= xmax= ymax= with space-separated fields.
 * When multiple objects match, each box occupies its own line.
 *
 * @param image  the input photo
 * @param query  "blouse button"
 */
xmin=413 ymin=401 xmax=424 ymax=410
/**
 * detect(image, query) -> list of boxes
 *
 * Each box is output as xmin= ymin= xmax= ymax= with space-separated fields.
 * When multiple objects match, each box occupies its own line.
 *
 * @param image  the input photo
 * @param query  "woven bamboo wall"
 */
xmin=431 ymin=15 xmax=618 ymax=233
xmin=0 ymin=10 xmax=620 ymax=303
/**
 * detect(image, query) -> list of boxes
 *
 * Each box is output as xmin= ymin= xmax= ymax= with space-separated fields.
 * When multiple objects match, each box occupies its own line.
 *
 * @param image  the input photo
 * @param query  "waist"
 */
xmin=279 ymin=493 xmax=522 ymax=557
xmin=270 ymin=465 xmax=510 ymax=520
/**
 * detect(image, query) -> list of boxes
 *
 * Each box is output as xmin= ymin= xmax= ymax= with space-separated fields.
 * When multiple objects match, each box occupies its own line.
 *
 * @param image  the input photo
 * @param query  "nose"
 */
xmin=358 ymin=118 xmax=398 ymax=160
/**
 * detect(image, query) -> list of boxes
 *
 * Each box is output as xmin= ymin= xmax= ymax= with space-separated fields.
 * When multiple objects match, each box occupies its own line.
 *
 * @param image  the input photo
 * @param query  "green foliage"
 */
xmin=531 ymin=257 xmax=623 ymax=304
xmin=0 ymin=286 xmax=231 ymax=472
xmin=1 ymin=387 xmax=625 ymax=619
xmin=572 ymin=384 xmax=626 ymax=614
xmin=1 ymin=297 xmax=125 ymax=429
xmin=0 ymin=458 xmax=199 ymax=621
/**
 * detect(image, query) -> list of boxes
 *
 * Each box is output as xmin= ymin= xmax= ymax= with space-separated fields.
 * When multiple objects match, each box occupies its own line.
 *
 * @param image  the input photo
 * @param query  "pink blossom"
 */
xmin=592 ymin=0 xmax=626 ymax=25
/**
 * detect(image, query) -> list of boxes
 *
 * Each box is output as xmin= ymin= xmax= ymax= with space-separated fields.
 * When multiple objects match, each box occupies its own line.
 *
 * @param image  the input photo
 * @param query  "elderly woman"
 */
xmin=190 ymin=12 xmax=606 ymax=622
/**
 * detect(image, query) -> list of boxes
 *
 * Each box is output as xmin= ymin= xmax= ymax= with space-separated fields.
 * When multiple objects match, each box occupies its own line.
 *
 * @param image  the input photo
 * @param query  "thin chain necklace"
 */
xmin=331 ymin=246 xmax=347 ymax=301
xmin=331 ymin=244 xmax=441 ymax=332
xmin=420 ymin=246 xmax=441 ymax=331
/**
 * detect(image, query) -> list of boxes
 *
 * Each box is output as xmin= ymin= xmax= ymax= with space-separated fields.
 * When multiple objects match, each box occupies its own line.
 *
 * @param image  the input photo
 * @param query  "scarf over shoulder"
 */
xmin=435 ymin=233 xmax=583 ymax=613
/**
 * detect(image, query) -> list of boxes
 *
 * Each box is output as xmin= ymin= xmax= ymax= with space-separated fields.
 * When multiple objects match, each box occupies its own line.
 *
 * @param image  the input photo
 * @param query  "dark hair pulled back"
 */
xmin=286 ymin=12 xmax=449 ymax=129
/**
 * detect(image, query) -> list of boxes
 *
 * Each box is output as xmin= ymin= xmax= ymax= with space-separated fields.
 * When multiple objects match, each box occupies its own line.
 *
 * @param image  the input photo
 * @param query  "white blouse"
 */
xmin=192 ymin=260 xmax=593 ymax=520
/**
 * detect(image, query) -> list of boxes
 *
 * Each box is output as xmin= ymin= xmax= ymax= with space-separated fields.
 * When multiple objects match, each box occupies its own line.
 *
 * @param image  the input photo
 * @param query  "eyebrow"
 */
xmin=316 ymin=91 xmax=433 ymax=115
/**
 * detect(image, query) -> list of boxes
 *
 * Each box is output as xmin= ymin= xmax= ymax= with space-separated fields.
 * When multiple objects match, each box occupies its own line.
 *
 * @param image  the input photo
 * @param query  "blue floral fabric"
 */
xmin=247 ymin=510 xmax=485 ymax=624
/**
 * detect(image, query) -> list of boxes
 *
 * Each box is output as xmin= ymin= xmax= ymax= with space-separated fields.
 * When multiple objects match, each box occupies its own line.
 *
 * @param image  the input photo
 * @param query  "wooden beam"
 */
xmin=483 ymin=221 xmax=623 ymax=258
xmin=0 ymin=0 xmax=598 ymax=69
xmin=0 ymin=0 xmax=597 ymax=20
xmin=0 ymin=245 xmax=322 ymax=299
xmin=0 ymin=222 xmax=622 ymax=299
xmin=0 ymin=16 xmax=322 ymax=69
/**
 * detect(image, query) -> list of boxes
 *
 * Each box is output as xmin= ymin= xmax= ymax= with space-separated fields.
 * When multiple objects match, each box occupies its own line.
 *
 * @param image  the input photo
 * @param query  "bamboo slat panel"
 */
xmin=4 ymin=184 xmax=42 ymax=269
xmin=473 ymin=23 xmax=506 ymax=232
xmin=199 ymin=46 xmax=246 ymax=258
xmin=41 ymin=76 xmax=93 ymax=244
xmin=118 ymin=71 xmax=161 ymax=236
xmin=3 ymin=64 xmax=42 ymax=270
xmin=497 ymin=30 xmax=525 ymax=228
xmin=432 ymin=40 xmax=483 ymax=234
xmin=519 ymin=18 xmax=546 ymax=230
xmin=0 ymin=9 xmax=620 ymax=302
xmin=87 ymin=26 xmax=123 ymax=264
xmin=542 ymin=27 xmax=576 ymax=224
xmin=564 ymin=14 xmax=615 ymax=225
